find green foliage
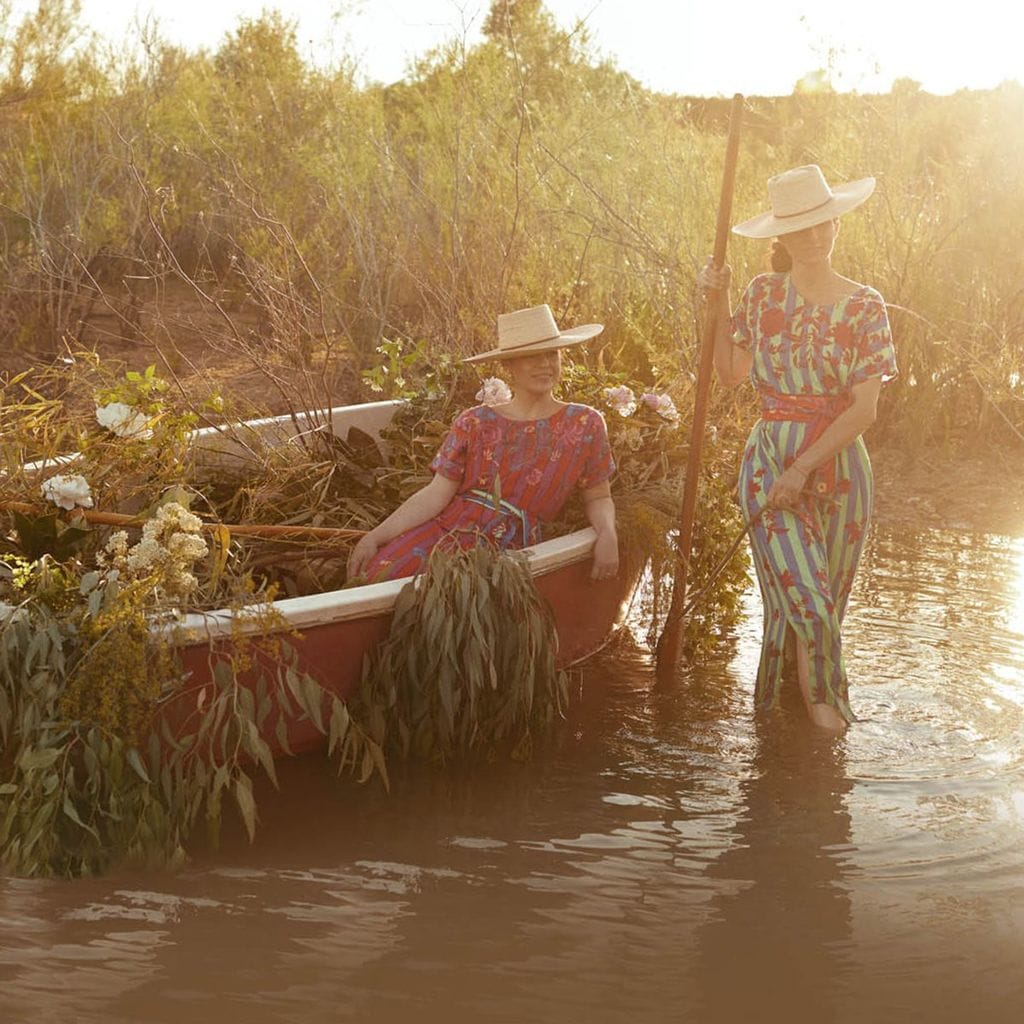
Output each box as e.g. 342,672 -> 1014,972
0,565 -> 381,877
95,363 -> 170,410
9,510 -> 91,562
351,544 -> 567,764
0,360 -> 390,876
678,464 -> 751,656
361,337 -> 457,404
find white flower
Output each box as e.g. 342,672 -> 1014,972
475,377 -> 512,407
177,571 -> 199,595
620,426 -> 643,452
708,425 -> 719,444
642,392 -> 680,425
166,531 -> 209,561
152,501 -> 204,535
602,385 -> 637,417
40,473 -> 94,511
105,530 -> 130,558
126,537 -> 163,573
96,402 -> 152,439
107,501 -> 208,604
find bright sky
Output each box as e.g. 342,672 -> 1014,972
9,0 -> 1022,96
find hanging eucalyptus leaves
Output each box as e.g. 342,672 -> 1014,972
0,569 -> 380,878
351,543 -> 568,764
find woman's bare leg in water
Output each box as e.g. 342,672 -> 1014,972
795,637 -> 848,734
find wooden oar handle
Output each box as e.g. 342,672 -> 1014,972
655,92 -> 745,678
0,501 -> 366,541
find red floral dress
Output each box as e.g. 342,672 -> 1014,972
732,272 -> 897,720
364,403 -> 615,581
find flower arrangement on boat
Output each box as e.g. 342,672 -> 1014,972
0,349 -> 748,877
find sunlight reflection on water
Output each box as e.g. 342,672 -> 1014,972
1008,537 -> 1024,637
2,525 -> 1024,1023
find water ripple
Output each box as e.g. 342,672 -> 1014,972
3,525 -> 1024,1022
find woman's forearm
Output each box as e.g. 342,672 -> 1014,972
697,262 -> 750,388
368,475 -> 458,544
791,380 -> 882,476
583,494 -> 617,537
710,297 -> 753,388
709,292 -> 738,383
583,493 -> 619,579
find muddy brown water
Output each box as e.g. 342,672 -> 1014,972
2,525 -> 1024,1024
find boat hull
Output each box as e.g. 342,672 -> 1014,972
171,552 -> 638,757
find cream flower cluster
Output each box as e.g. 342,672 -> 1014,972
96,402 -> 152,439
40,473 -> 94,510
102,501 -> 208,601
602,385 -> 637,417
617,425 -> 643,451
475,377 -> 513,407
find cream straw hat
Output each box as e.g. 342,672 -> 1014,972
462,304 -> 603,364
732,164 -> 876,239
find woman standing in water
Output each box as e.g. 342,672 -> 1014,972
700,164 -> 897,732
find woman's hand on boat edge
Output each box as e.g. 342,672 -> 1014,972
590,530 -> 620,582
582,482 -> 619,582
347,531 -> 383,578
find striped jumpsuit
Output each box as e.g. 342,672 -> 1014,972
732,273 -> 897,720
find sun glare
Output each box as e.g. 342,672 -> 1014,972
1009,540 -> 1024,639
7,0 -> 1022,97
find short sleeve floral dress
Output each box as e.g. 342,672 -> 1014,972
364,403 -> 615,581
732,272 -> 897,721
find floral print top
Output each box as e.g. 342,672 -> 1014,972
430,403 -> 615,526
363,402 -> 615,580
733,272 -> 897,400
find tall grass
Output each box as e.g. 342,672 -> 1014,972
1,1 -> 1022,449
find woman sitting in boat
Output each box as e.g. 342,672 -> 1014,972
346,304 -> 619,583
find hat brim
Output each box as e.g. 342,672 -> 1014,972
462,323 -> 604,364
732,176 -> 876,239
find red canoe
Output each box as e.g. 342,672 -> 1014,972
166,401 -> 641,756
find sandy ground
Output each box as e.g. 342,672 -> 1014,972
872,444 -> 1024,538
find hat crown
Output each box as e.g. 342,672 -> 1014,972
767,164 -> 834,219
496,304 -> 562,352
462,304 -> 603,363
731,165 -> 875,239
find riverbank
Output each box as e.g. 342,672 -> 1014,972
873,444 -> 1024,538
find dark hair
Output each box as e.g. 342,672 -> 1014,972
770,240 -> 792,272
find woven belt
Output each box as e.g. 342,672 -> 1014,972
758,391 -> 851,495
463,488 -> 541,546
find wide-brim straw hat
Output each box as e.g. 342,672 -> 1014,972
462,304 -> 604,364
732,164 -> 876,239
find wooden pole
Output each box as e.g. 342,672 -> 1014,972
655,93 -> 744,680
0,501 -> 366,542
